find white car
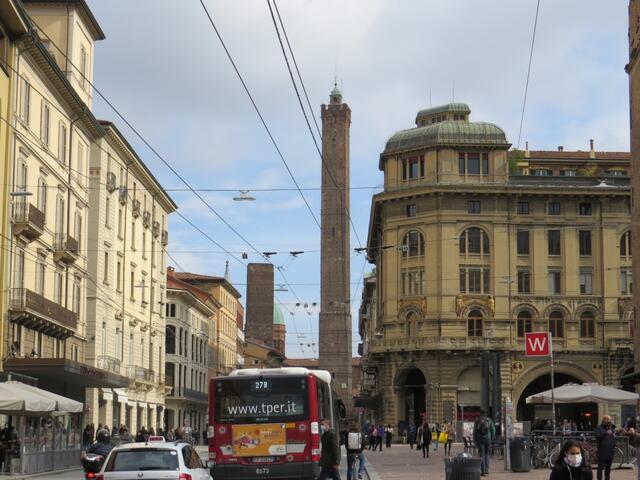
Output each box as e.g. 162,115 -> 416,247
96,440 -> 212,480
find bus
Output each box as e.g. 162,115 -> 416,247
208,367 -> 344,479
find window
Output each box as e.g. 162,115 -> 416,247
401,269 -> 425,296
166,303 -> 177,318
101,321 -> 107,355
14,248 -> 25,289
19,78 -> 30,123
103,252 -> 109,284
517,270 -> 531,294
54,270 -> 63,303
406,204 -> 417,217
620,231 -> 632,258
73,279 -> 81,315
459,267 -> 491,294
128,334 -> 133,365
517,230 -> 530,255
578,203 -> 592,216
561,170 -> 576,177
76,141 -> 85,185
467,309 -> 483,337
116,328 -> 122,358
548,230 -> 561,255
17,161 -> 27,191
37,178 -> 47,215
75,211 -> 83,250
459,228 -> 490,255
467,201 -> 481,214
547,202 -> 561,215
549,311 -> 564,338
105,195 -> 111,227
580,311 -> 595,338
458,152 -> 489,175
517,311 -> 532,337
621,269 -> 633,295
579,270 -> 593,295
40,101 -> 50,145
402,230 -> 424,257
58,122 -> 67,163
116,261 -> 122,292
532,169 -> 551,176
579,230 -> 592,256
548,269 -> 562,294
131,221 -> 136,250
402,157 -> 424,180
517,201 -> 530,215
130,270 -> 135,299
80,46 -> 87,87
118,208 -> 123,237
142,231 -> 147,259
609,169 -> 628,176
35,260 -> 45,295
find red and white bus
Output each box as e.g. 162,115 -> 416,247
208,367 -> 342,479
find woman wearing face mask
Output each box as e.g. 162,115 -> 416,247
550,439 -> 592,480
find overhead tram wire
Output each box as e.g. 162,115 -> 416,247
196,0 -> 320,229
516,0 -> 542,149
265,0 -> 364,249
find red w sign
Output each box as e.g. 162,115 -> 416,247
525,332 -> 551,357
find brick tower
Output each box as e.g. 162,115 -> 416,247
319,83 -> 352,413
246,263 -> 275,347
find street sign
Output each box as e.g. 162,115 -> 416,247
525,332 -> 551,357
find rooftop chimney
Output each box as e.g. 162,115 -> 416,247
589,139 -> 595,159
524,141 -> 530,158
558,146 -> 564,152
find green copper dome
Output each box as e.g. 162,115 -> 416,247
273,304 -> 285,325
383,121 -> 509,154
416,102 -> 471,119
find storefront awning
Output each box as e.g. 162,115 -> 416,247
4,358 -> 130,388
0,381 -> 83,414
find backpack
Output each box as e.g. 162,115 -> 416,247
477,417 -> 490,436
347,431 -> 362,450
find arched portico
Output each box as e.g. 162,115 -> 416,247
394,366 -> 427,429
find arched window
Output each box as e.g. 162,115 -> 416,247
549,311 -> 564,338
579,311 -> 595,338
405,312 -> 417,338
467,309 -> 483,337
402,230 -> 425,257
621,231 -> 632,258
459,227 -> 490,255
517,311 -> 532,338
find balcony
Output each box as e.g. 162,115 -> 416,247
132,199 -> 141,218
12,202 -> 45,241
142,211 -> 151,229
53,233 -> 79,265
152,221 -> 160,238
118,186 -> 128,205
97,355 -> 121,374
368,335 -> 508,353
106,172 -> 117,193
126,365 -> 155,385
9,288 -> 77,339
183,388 -> 208,403
161,230 -> 168,246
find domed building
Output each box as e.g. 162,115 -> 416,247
273,304 -> 286,355
359,103 -> 633,430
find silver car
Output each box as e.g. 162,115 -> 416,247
97,441 -> 212,480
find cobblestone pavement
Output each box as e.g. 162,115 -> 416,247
364,443 -> 639,480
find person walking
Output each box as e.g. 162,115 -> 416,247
319,418 -> 341,480
443,422 -> 454,456
417,422 -> 431,458
368,426 -> 376,450
346,423 -> 365,480
594,415 -> 616,480
376,424 -> 384,451
385,424 -> 393,448
408,423 -> 417,450
549,439 -> 593,480
434,423 -> 441,452
473,410 -> 496,476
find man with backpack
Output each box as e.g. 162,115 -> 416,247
346,424 -> 365,480
473,410 -> 496,476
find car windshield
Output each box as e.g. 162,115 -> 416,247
106,448 -> 179,471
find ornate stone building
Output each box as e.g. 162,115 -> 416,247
360,102 -> 633,429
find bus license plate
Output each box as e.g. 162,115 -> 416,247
256,467 -> 270,475
252,456 -> 275,463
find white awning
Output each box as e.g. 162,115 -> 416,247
113,388 -> 128,404
100,388 -> 113,401
526,383 -> 640,406
0,381 -> 83,413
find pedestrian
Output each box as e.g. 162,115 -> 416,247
385,424 -> 393,448
202,428 -> 208,446
417,422 -> 431,458
443,422 -> 453,456
549,439 -> 592,480
473,410 -> 496,476
368,426 -> 376,450
120,427 -> 133,444
346,423 -> 365,480
166,429 -> 175,441
318,418 -> 341,480
82,424 -> 93,449
594,415 -> 616,480
408,423 -> 417,450
434,423 -> 440,451
376,424 -> 384,451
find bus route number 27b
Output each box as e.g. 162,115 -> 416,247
252,379 -> 271,392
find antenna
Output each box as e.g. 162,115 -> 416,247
429,88 -> 432,107
452,81 -> 455,102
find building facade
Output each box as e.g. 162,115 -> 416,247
360,102 -> 634,429
319,85 -> 353,413
175,270 -> 240,376
164,270 -> 211,434
84,120 -> 176,431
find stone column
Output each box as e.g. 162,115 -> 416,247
150,405 -> 158,431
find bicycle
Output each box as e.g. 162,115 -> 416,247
531,435 -> 556,469
547,436 -> 624,470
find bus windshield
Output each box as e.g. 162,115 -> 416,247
215,376 -> 309,424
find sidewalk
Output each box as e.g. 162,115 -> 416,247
363,443 -> 638,480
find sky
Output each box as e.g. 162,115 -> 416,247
86,0 -> 630,359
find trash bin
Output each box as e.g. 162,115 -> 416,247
444,454 -> 482,480
510,436 -> 532,472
